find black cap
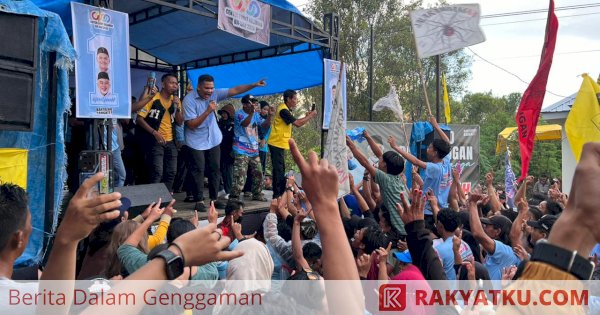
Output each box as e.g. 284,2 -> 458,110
527,214 -> 557,233
480,215 -> 512,235
241,94 -> 258,104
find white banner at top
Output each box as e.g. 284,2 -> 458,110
410,4 -> 486,58
218,0 -> 271,46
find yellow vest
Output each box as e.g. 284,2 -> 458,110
268,103 -> 293,149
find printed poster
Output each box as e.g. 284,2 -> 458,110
218,0 -> 271,46
323,59 -> 347,130
72,2 -> 131,118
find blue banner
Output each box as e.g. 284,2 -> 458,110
505,149 -> 517,208
323,59 -> 347,130
72,2 -> 131,118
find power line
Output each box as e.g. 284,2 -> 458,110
481,2 -> 600,19
481,11 -> 600,26
467,47 -> 567,98
474,49 -> 600,61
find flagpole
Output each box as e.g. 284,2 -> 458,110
416,58 -> 433,117
436,54 -> 441,121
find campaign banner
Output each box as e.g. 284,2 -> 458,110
72,2 -> 131,118
323,59 -> 347,130
218,0 -> 271,46
347,122 -> 480,190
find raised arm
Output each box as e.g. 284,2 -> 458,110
131,85 -> 157,113
227,79 -> 266,97
429,116 -> 450,144
361,171 -> 377,210
509,198 -> 529,249
363,130 -> 382,159
347,136 -> 377,177
388,136 -> 427,169
467,193 -> 496,254
292,212 -> 311,270
485,173 -> 503,214
349,173 -> 370,213
412,166 -> 424,188
292,110 -> 317,128
124,200 -> 165,247
290,137 -> 363,296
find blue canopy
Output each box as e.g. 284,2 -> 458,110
32,0 -> 322,65
187,45 -> 324,96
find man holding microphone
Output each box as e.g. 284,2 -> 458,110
183,75 -> 266,211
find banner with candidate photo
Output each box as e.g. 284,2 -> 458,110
72,2 -> 131,118
218,0 -> 271,46
323,59 -> 347,130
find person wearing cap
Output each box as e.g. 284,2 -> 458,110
217,103 -> 236,199
468,193 -> 520,280
229,95 -> 272,201
183,74 -> 266,211
96,71 -> 111,97
527,214 -> 557,245
268,89 -> 318,199
96,47 -> 110,73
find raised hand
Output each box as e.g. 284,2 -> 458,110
513,244 -> 529,261
171,223 -> 243,266
502,265 -> 518,281
254,78 -> 267,87
485,172 -> 494,186
356,254 -> 372,278
232,222 -> 243,241
289,138 -> 339,213
163,199 -> 177,217
55,172 -> 122,244
208,200 -> 218,224
387,135 -> 397,148
468,193 -> 483,205
191,210 -> 199,227
375,242 -> 392,262
147,198 -> 165,222
426,188 -> 438,209
396,189 -> 424,225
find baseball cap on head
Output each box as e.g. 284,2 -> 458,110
241,94 -> 258,104
527,214 -> 557,233
480,215 -> 512,235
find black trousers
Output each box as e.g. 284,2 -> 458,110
269,145 -> 286,198
189,145 -> 221,201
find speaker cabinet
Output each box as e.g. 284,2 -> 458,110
0,11 -> 38,131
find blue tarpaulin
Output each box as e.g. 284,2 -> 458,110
0,0 -> 76,266
187,47 -> 323,96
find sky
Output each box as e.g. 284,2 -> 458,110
288,0 -> 600,108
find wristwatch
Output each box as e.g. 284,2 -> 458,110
530,240 -> 594,280
155,249 -> 184,280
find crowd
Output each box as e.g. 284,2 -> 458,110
66,74 -> 317,212
2,74 -> 600,314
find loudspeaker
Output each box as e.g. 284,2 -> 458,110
0,11 -> 38,131
416,128 -> 452,163
114,184 -> 174,217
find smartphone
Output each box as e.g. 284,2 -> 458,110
78,150 -> 114,194
311,103 -> 316,111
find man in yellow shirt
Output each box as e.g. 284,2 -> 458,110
136,74 -> 184,192
267,90 -> 317,198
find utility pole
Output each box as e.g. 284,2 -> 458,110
368,24 -> 374,121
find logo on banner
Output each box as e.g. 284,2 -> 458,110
379,284 -> 406,311
225,0 -> 264,33
89,10 -> 114,30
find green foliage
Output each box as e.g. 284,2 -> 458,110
454,91 -> 562,184
306,0 -> 472,123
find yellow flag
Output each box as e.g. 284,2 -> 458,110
0,148 -> 28,188
442,73 -> 451,123
565,73 -> 600,161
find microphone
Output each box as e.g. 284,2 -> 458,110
147,72 -> 156,89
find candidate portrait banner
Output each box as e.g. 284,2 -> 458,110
218,0 -> 271,46
72,2 -> 131,118
323,59 -> 347,130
